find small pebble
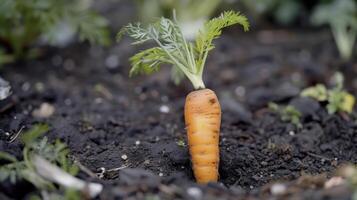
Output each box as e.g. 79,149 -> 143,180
161,96 -> 169,102
270,183 -> 287,195
0,77 -> 11,100
35,82 -> 45,92
187,187 -> 202,199
121,154 -> 128,160
22,82 -> 31,91
324,176 -> 344,188
95,98 -> 103,104
235,86 -> 246,97
289,131 -> 295,136
159,173 -> 163,177
261,161 -> 268,166
32,103 -> 55,118
105,54 -> 120,69
159,105 -> 170,113
64,98 -> 72,106
150,90 -> 159,98
135,140 -> 141,145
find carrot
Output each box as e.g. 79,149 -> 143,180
185,89 -> 221,183
118,11 -> 249,183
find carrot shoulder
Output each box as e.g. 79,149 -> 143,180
185,89 -> 221,183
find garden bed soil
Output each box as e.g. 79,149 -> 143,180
1,28 -> 357,199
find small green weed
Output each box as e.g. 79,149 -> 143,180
268,102 -> 302,128
301,72 -> 355,114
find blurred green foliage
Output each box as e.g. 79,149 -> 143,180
0,0 -> 110,62
134,0 -> 222,39
0,124 -> 80,198
301,72 -> 356,114
240,0 -> 302,25
240,0 -> 357,60
135,0 -> 221,22
268,102 -> 302,128
311,0 -> 357,61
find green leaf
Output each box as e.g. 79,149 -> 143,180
75,11 -> 111,46
129,47 -> 171,76
327,90 -> 355,114
311,0 -> 357,60
274,0 -> 301,25
0,0 -> 110,61
63,189 -> 82,200
301,72 -> 355,114
0,161 -> 26,183
119,11 -> 249,89
21,168 -> 55,190
195,11 -> 249,75
171,66 -> 185,85
0,151 -> 18,162
21,124 -> 49,146
269,102 -> 302,128
301,84 -> 328,101
196,11 -> 249,54
118,23 -> 159,44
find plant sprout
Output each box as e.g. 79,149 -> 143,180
301,72 -> 355,114
311,0 -> 357,61
118,11 -> 249,88
0,0 -> 110,60
269,102 -> 302,128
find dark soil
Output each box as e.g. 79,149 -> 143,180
1,2 -> 357,200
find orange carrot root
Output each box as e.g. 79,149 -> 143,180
184,88 -> 221,183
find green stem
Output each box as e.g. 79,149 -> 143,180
154,37 -> 205,89
331,24 -> 356,61
23,147 -> 34,171
171,19 -> 196,73
199,50 -> 209,76
188,74 -> 205,89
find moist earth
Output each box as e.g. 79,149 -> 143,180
0,3 -> 357,199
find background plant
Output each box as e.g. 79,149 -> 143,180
0,0 -> 110,62
134,0 -> 222,39
240,0 -> 302,25
311,0 -> 357,61
301,72 -> 355,114
268,102 -> 302,128
0,124 -> 81,199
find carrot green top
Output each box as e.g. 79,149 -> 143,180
118,11 -> 249,90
